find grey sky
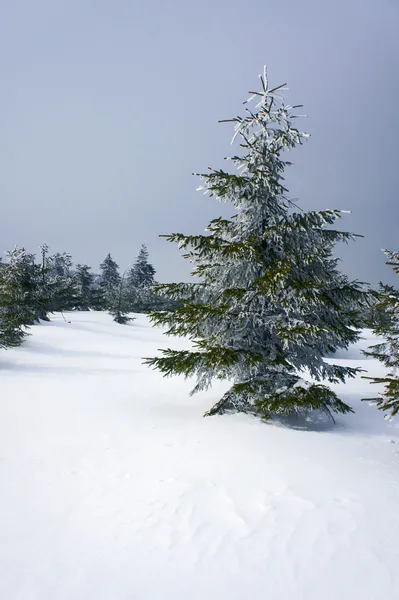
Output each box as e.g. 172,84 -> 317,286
1,0 -> 398,285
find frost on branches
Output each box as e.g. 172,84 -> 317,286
362,250 -> 399,418
145,68 -> 367,421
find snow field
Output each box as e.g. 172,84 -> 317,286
0,312 -> 398,600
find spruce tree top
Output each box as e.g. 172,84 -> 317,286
99,254 -> 121,287
145,68 -> 368,420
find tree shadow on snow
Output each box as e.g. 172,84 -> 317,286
269,395 -> 398,438
271,412 -> 338,432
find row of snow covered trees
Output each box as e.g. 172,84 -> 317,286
144,68 -> 399,422
0,243 -> 168,348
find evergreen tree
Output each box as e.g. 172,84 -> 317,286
0,254 -> 27,349
126,244 -> 157,312
32,244 -> 77,320
99,253 -> 121,309
145,68 -> 367,421
74,264 -> 95,310
35,243 -> 54,321
108,273 -> 133,324
48,251 -> 78,312
0,248 -> 41,326
362,250 -> 399,418
127,244 -> 156,287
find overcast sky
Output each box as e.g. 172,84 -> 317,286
1,0 -> 398,285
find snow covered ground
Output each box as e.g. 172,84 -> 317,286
0,312 -> 398,600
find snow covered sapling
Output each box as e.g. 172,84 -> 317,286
108,272 -> 134,324
362,250 -> 399,418
145,68 -> 367,421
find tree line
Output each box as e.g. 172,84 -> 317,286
0,242 -> 172,348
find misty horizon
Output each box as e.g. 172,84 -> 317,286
2,0 -> 398,287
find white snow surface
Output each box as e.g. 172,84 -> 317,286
1,312 -> 399,600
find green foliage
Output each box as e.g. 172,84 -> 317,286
0,318 -> 27,349
0,245 -> 80,348
204,382 -> 353,421
362,376 -> 399,418
362,250 -> 399,418
0,248 -> 42,326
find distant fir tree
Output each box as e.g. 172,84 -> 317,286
127,244 -> 156,287
362,250 -> 399,418
35,243 -> 55,321
362,286 -> 394,329
108,272 -> 134,324
73,264 -> 96,310
32,244 -> 77,319
126,244 -> 157,312
99,253 -> 121,309
145,68 -> 367,421
48,251 -> 78,312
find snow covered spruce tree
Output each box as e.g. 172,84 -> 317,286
35,243 -> 56,321
0,248 -> 42,326
99,253 -> 121,309
73,264 -> 96,310
48,252 -> 78,312
32,244 -> 76,320
145,68 -> 367,420
362,250 -> 399,418
0,256 -> 27,349
126,244 -> 157,312
108,272 -> 134,325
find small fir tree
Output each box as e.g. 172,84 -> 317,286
145,68 -> 367,421
362,250 -> 399,418
108,273 -> 134,324
99,253 -> 121,309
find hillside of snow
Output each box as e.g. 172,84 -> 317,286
1,312 -> 398,600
